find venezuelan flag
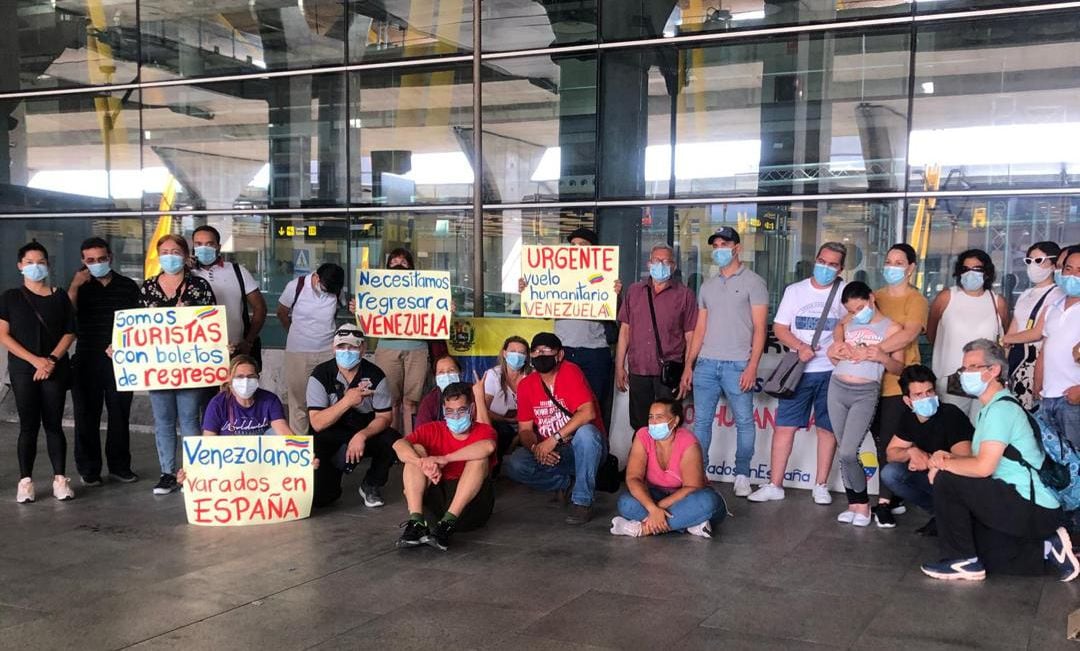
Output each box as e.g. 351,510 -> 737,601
284,436 -> 310,449
588,273 -> 604,284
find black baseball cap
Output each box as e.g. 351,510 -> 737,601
530,332 -> 563,351
708,226 -> 741,245
566,227 -> 599,246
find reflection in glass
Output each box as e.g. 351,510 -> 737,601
140,76 -> 347,210
347,0 -> 472,62
482,0 -> 597,52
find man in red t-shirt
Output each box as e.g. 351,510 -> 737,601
506,332 -> 607,525
393,382 -> 497,551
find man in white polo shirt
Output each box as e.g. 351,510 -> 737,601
277,263 -> 347,434
1037,245 -> 1080,448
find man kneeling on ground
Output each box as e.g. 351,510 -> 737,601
394,382 -> 497,551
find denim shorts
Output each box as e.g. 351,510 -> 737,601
775,370 -> 834,432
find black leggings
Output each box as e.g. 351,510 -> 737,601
11,370 -> 69,478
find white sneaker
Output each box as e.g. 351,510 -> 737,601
16,478 -> 34,504
609,516 -> 643,537
837,510 -> 855,524
747,484 -> 785,502
52,476 -> 74,501
852,512 -> 872,527
733,475 -> 752,498
812,484 -> 833,505
686,521 -> 712,539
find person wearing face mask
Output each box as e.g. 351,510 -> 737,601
927,249 -> 1009,422
506,332 -> 607,524
307,324 -> 400,508
881,365 -> 973,537
0,242 -> 77,503
415,355 -> 463,428
277,263 -> 347,435
138,234 -> 217,496
610,399 -> 725,538
921,339 -> 1078,582
190,225 -> 267,368
681,227 -> 768,497
1034,246 -> 1080,450
1002,242 -> 1062,412
393,383 -> 498,551
750,242 -> 848,505
825,282 -> 905,527
480,336 -> 532,460
615,244 -> 698,432
67,237 -> 141,488
200,356 -> 291,437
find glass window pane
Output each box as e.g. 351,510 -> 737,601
0,90 -> 142,214
601,0 -> 911,41
915,0 -> 1057,14
0,216 -> 146,289
482,54 -> 597,204
597,30 -> 911,201
350,64 -> 474,206
910,10 -> 1080,192
482,1 -> 597,52
139,1 -> 345,81
2,1 -> 139,93
140,75 -> 347,211
348,0 -> 472,62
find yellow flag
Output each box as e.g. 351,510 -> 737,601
144,177 -> 176,278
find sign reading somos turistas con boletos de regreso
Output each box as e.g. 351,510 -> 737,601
110,306 -> 230,391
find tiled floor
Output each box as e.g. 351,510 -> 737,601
1,425 -> 1076,650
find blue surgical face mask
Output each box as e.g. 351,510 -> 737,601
960,370 -> 989,397
911,395 -> 939,419
647,420 -> 674,441
335,349 -> 361,370
446,414 -> 472,435
1055,269 -> 1063,286
851,305 -> 874,325
813,263 -> 838,286
87,261 -> 111,278
960,270 -> 984,292
436,372 -> 460,391
159,254 -> 185,275
649,262 -> 673,282
194,245 -> 218,266
20,263 -> 48,282
1057,272 -> 1080,298
882,266 -> 906,286
505,351 -> 527,371
712,248 -> 733,268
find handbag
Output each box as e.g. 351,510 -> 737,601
763,279 -> 842,399
1009,287 -> 1056,411
947,290 -> 1004,397
645,286 -> 684,390
540,378 -> 622,493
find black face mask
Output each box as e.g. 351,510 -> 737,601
531,354 -> 557,374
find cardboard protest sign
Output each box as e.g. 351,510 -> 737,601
354,269 -> 452,339
111,306 -> 230,391
520,245 -> 619,320
181,435 -> 314,526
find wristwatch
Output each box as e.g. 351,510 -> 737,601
553,432 -> 564,444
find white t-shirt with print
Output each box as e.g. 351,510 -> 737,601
773,278 -> 847,373
192,262 -> 259,345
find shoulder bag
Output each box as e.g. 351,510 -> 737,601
763,279 -> 842,399
1008,287 -> 1056,410
539,377 -> 622,493
645,286 -> 684,389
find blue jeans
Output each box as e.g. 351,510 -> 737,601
880,462 -> 934,513
617,486 -> 726,531
564,346 -> 612,407
149,388 -> 204,475
692,358 -> 756,474
1042,396 -> 1080,450
504,424 -> 606,506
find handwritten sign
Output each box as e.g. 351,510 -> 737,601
111,306 -> 230,391
354,269 -> 451,339
181,435 -> 314,526
520,245 -> 619,320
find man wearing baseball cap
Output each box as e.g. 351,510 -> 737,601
505,332 -> 607,524
306,324 -> 401,508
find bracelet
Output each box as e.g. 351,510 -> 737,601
46,354 -> 58,363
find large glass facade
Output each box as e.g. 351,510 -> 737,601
4,1 -> 1080,345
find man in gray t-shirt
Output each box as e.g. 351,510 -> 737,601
681,227 -> 768,497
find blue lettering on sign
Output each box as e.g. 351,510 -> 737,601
706,462 -> 811,485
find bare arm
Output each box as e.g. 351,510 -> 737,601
432,439 -> 496,465
926,290 -> 948,345
518,420 -> 539,449
614,323 -> 630,392
269,418 -> 294,436
1004,311 -> 1047,346
245,290 -> 268,342
394,439 -> 426,466
878,318 -> 923,355
624,437 -> 658,511
559,401 -> 597,441
683,310 -> 707,370
748,304 -> 768,370
276,303 -> 292,332
885,435 -> 915,463
995,294 -> 1011,335
773,323 -> 805,352
935,440 -> 1005,479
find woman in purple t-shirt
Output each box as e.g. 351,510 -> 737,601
201,355 -> 291,437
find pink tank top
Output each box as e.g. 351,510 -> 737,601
638,427 -> 699,490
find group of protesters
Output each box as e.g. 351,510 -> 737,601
2,225 -> 1079,581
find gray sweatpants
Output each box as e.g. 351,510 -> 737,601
826,376 -> 882,504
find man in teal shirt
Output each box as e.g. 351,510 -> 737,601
921,338 -> 1078,582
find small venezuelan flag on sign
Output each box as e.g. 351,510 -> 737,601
284,436 -> 309,449
587,273 -> 604,284
195,307 -> 219,320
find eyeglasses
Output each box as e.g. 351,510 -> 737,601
1024,256 -> 1057,266
958,364 -> 992,373
532,347 -> 556,356
335,328 -> 363,337
443,407 -> 470,418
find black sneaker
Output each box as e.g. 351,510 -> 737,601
80,475 -> 103,487
565,503 -> 592,525
889,498 -> 906,515
873,504 -> 897,528
109,470 -> 139,483
427,519 -> 457,551
396,520 -> 430,548
358,483 -> 385,508
152,474 -> 179,495
916,517 -> 938,537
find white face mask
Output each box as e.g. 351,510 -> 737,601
231,377 -> 259,399
1026,263 -> 1053,284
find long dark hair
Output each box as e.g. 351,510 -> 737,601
953,248 -> 995,290
497,335 -> 531,398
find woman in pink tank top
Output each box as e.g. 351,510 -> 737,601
610,399 -> 726,538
